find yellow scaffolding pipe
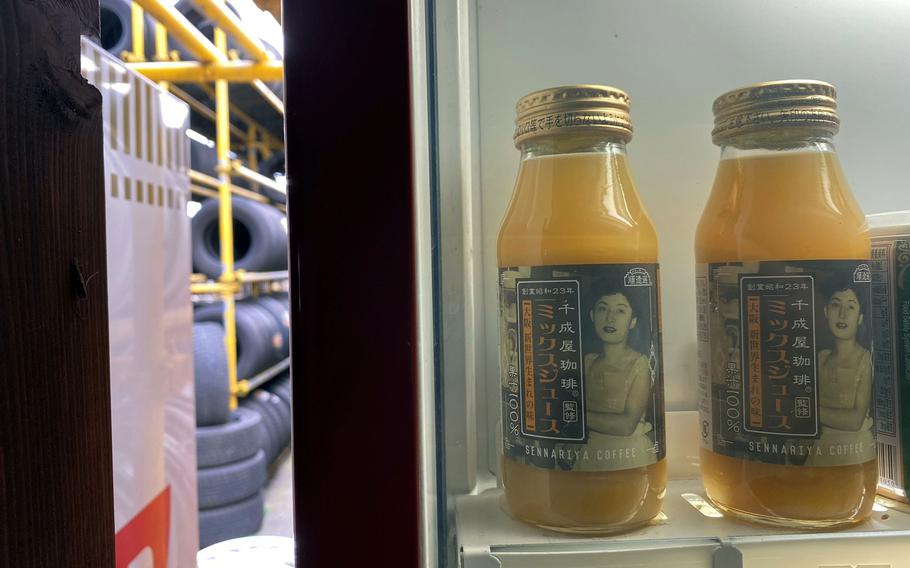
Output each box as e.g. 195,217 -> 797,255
190,182 -> 286,214
235,270 -> 289,283
190,170 -> 270,203
127,59 -> 284,83
252,79 -> 285,115
191,0 -> 271,61
168,85 -> 282,155
190,281 -> 240,295
131,0 -> 223,62
131,3 -> 146,60
154,22 -> 168,60
130,0 -> 285,410
224,49 -> 284,119
169,85 -> 248,142
200,84 -> 283,152
191,184 -> 219,199
128,0 -> 283,147
231,160 -> 283,195
154,22 -> 170,91
214,22 -> 240,410
247,126 -> 259,193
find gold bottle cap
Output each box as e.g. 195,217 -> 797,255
514,84 -> 632,147
712,80 -> 839,145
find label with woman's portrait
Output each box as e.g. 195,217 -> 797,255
696,260 -> 876,467
498,263 -> 666,472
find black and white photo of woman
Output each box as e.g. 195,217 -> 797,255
570,279 -> 656,470
805,276 -> 874,465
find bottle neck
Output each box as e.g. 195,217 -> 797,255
719,132 -> 836,160
519,135 -> 628,160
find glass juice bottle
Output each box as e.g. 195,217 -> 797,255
696,80 -> 877,528
497,85 -> 667,533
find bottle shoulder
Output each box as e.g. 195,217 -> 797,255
498,189 -> 659,266
695,153 -> 869,262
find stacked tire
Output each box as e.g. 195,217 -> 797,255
100,0 -> 155,57
194,299 -> 288,380
197,409 -> 267,548
192,197 -> 288,279
241,373 -> 292,465
192,295 -> 292,548
193,325 -> 268,548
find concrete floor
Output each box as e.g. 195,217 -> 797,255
258,452 -> 294,537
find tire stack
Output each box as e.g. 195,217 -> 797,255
196,407 -> 267,549
191,193 -> 291,548
192,295 -> 292,549
194,324 -> 268,548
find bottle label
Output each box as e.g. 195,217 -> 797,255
499,263 -> 665,472
697,260 -> 875,467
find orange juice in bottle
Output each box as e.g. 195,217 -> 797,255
498,85 -> 667,534
696,80 -> 877,528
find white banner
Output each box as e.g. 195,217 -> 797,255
82,38 -> 198,568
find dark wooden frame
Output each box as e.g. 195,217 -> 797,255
2,0 -> 424,564
0,0 -> 116,566
284,1 -> 422,566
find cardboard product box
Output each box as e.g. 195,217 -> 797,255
870,211 -> 910,503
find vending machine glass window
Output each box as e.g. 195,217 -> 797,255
409,1 -> 910,567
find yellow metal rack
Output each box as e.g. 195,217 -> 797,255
126,0 -> 286,410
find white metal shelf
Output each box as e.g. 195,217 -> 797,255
456,479 -> 910,568
456,411 -> 910,568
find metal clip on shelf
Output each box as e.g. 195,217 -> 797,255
190,272 -> 289,298
190,280 -> 241,296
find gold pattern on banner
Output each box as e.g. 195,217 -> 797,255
137,75 -> 144,160
113,178 -> 186,210
109,64 -> 118,152
81,41 -> 189,212
146,82 -> 153,164
123,71 -> 131,155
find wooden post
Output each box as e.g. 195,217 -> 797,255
283,1 -> 421,566
0,0 -> 115,566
